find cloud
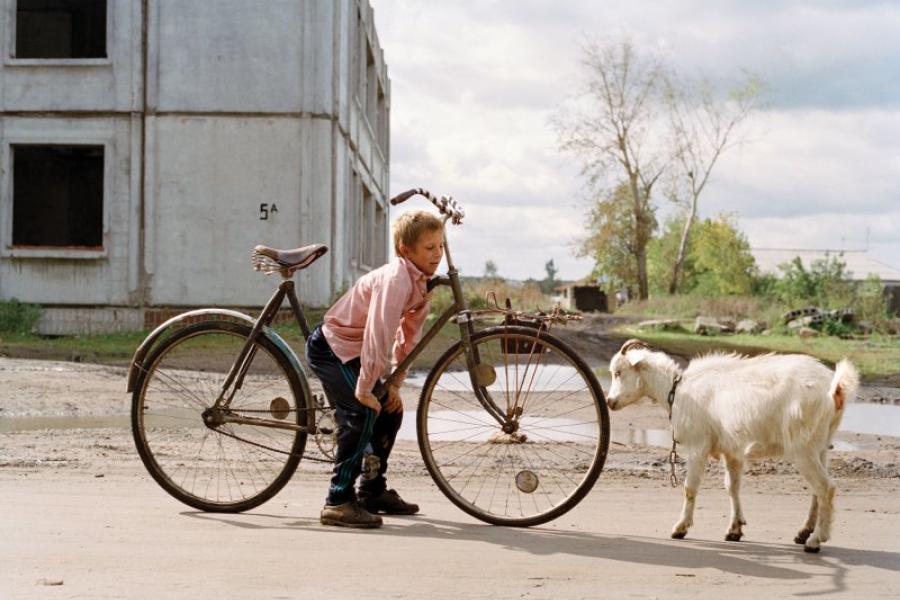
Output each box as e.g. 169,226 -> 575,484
707,109 -> 900,219
371,0 -> 900,279
391,201 -> 594,281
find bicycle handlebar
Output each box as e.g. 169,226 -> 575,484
389,188 -> 465,224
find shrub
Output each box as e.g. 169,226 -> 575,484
817,317 -> 854,338
428,278 -> 553,320
0,298 -> 41,334
763,256 -> 891,333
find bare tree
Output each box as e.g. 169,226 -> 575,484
553,39 -> 668,300
665,74 -> 763,294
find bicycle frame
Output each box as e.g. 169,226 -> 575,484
212,215 -> 510,433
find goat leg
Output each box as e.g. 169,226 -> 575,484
794,495 -> 818,544
724,455 -> 746,541
672,452 -> 707,539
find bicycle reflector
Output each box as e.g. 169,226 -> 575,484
270,397 -> 291,420
515,470 -> 539,494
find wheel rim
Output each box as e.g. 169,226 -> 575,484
135,327 -> 303,509
419,329 -> 607,525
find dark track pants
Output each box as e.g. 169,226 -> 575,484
305,324 -> 402,506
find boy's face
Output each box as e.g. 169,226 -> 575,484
400,228 -> 444,276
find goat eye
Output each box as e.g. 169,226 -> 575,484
613,371 -> 621,378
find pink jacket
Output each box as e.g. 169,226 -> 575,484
322,257 -> 430,397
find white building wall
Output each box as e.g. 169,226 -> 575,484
143,115 -> 337,307
0,0 -> 390,331
0,0 -> 141,112
150,0 -> 333,114
0,115 -> 136,304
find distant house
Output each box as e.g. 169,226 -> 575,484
752,249 -> 900,313
555,281 -> 608,313
0,0 -> 390,334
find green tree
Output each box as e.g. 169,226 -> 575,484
773,254 -> 853,307
648,217 -> 694,294
483,259 -> 499,280
542,259 -> 559,294
691,215 -> 757,295
553,39 -> 666,300
664,73 -> 763,294
648,214 -> 756,296
578,182 -> 657,297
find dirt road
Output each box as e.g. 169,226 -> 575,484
1,357 -> 899,599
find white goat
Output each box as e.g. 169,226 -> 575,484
606,339 -> 859,553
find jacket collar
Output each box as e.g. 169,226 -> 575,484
398,256 -> 429,284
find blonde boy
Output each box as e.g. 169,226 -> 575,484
305,210 -> 444,528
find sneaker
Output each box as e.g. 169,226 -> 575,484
320,500 -> 383,528
360,489 -> 420,515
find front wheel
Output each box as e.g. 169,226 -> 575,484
417,325 -> 609,526
131,320 -> 308,512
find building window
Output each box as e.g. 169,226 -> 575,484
347,171 -> 360,267
352,10 -> 363,104
376,84 -> 388,157
374,201 -> 386,265
12,145 -> 104,248
366,45 -> 377,131
15,0 -> 107,59
361,185 -> 375,268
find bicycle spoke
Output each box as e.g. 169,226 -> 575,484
419,327 -> 608,526
133,322 -> 306,512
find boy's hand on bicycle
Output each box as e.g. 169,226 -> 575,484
385,384 -> 403,414
356,390 -> 382,415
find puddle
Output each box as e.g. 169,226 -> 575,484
405,365 -> 608,392
603,403 -> 900,452
2,375 -> 899,450
0,414 -> 131,433
612,427 -> 858,452
835,403 -> 900,437
395,411 -> 598,442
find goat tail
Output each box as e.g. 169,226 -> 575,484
829,359 -> 859,412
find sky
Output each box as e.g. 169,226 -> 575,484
369,0 -> 900,282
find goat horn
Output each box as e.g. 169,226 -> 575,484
620,338 -> 651,354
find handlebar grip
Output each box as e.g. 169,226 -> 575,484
390,189 -> 420,205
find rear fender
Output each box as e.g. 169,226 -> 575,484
125,309 -> 255,393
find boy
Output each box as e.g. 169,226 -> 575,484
305,210 -> 444,528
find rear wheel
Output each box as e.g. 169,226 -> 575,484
131,320 -> 308,512
417,325 -> 609,526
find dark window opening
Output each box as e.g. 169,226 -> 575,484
12,145 -> 104,248
15,0 -> 107,59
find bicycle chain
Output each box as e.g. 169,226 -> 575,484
212,408 -> 335,464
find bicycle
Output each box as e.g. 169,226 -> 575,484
127,189 -> 610,526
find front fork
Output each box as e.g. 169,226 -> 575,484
456,310 -> 511,429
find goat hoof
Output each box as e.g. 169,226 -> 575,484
794,529 -> 813,544
725,532 -> 743,542
803,544 -> 821,554
671,531 -> 687,540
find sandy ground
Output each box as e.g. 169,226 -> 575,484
1,357 -> 900,599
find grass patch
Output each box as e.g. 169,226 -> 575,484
0,306 -> 464,374
617,325 -> 900,383
0,330 -> 150,365
616,294 -> 789,328
0,298 -> 41,334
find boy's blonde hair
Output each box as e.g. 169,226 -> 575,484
393,210 -> 444,255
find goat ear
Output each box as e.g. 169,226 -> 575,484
625,348 -> 649,367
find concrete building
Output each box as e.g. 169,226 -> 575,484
0,0 -> 390,334
554,281 -> 608,313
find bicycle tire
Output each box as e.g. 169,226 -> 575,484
417,325 -> 609,526
131,320 -> 308,512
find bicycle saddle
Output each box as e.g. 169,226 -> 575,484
252,244 -> 328,274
